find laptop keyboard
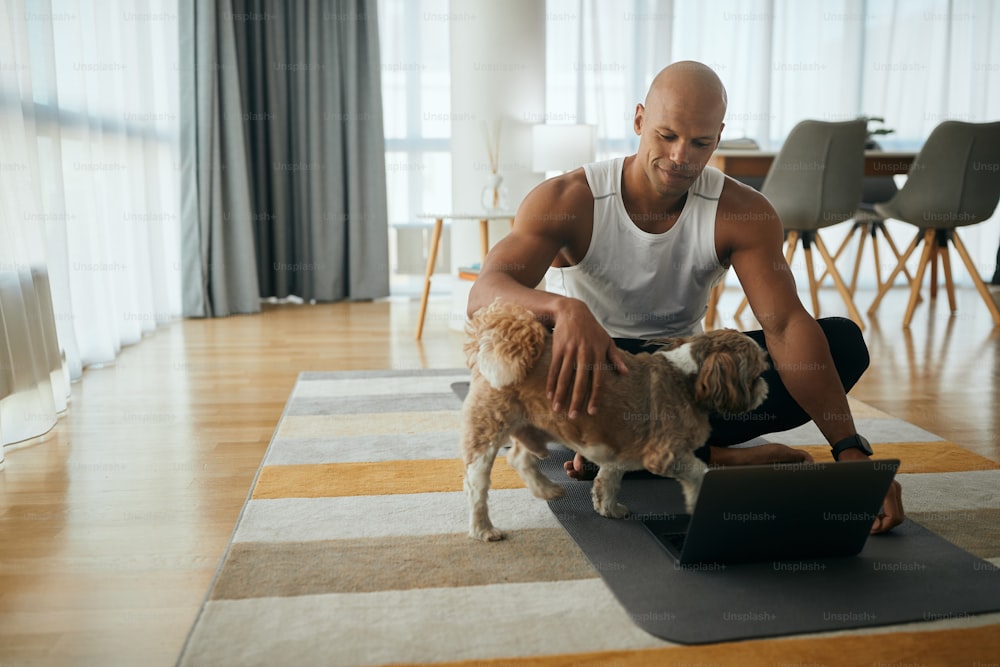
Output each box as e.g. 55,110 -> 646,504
659,531 -> 687,552
642,517 -> 691,557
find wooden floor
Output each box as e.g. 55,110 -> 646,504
1,286 -> 998,666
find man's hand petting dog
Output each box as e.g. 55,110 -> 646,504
546,299 -> 628,420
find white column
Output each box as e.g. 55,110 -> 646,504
447,0 -> 546,328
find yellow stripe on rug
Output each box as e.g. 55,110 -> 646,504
796,441 -> 1000,473
251,457 -> 526,499
417,623 -> 1000,667
252,441 -> 998,500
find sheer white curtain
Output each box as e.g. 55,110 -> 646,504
0,0 -> 180,456
545,0 -> 1000,288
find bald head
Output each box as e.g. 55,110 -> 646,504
631,61 -> 728,198
645,61 -> 728,121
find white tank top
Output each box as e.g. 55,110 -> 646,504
545,156 -> 727,338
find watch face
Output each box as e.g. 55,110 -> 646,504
834,435 -> 872,459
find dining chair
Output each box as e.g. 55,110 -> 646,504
734,119 -> 867,329
817,175 -> 918,296
867,121 -> 1000,327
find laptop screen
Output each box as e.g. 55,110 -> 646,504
644,459 -> 900,565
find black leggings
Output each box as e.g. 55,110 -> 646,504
613,317 -> 870,462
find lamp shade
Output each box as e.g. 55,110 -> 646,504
532,124 -> 597,173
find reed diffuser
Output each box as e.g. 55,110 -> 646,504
481,119 -> 508,212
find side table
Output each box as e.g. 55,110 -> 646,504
414,212 -> 515,340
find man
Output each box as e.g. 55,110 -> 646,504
467,60 -> 904,534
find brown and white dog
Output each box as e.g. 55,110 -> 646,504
460,299 -> 770,541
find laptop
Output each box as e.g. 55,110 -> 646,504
642,459 -> 900,565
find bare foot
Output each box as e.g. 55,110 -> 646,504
709,443 -> 813,466
564,453 -> 599,480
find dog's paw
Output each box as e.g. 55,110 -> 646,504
531,481 -> 565,501
470,526 -> 506,542
595,501 -> 629,519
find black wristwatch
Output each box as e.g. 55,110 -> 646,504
831,434 -> 873,460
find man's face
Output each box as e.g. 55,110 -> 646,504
634,97 -> 724,198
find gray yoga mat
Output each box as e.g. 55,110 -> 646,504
537,447 -> 1000,645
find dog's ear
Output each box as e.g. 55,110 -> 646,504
694,350 -> 753,414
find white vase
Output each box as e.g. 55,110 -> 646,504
481,172 -> 509,212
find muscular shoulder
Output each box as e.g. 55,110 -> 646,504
517,168 -> 593,233
515,168 -> 595,265
715,175 -> 783,260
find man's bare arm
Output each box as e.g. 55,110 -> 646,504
722,181 -> 903,533
468,174 -> 628,417
724,187 -> 858,445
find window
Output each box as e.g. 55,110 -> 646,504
378,0 -> 454,292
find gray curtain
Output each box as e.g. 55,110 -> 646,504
179,0 -> 261,317
232,0 -> 389,301
179,0 -> 389,315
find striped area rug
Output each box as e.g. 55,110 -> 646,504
178,369 -> 1000,666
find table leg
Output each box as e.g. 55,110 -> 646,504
415,218 -> 444,340
479,219 -> 489,264
705,283 -> 721,330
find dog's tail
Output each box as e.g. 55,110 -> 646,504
465,299 -> 547,389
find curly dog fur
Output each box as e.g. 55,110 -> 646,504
460,299 -> 770,541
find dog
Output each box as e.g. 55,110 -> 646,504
460,299 -> 770,542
